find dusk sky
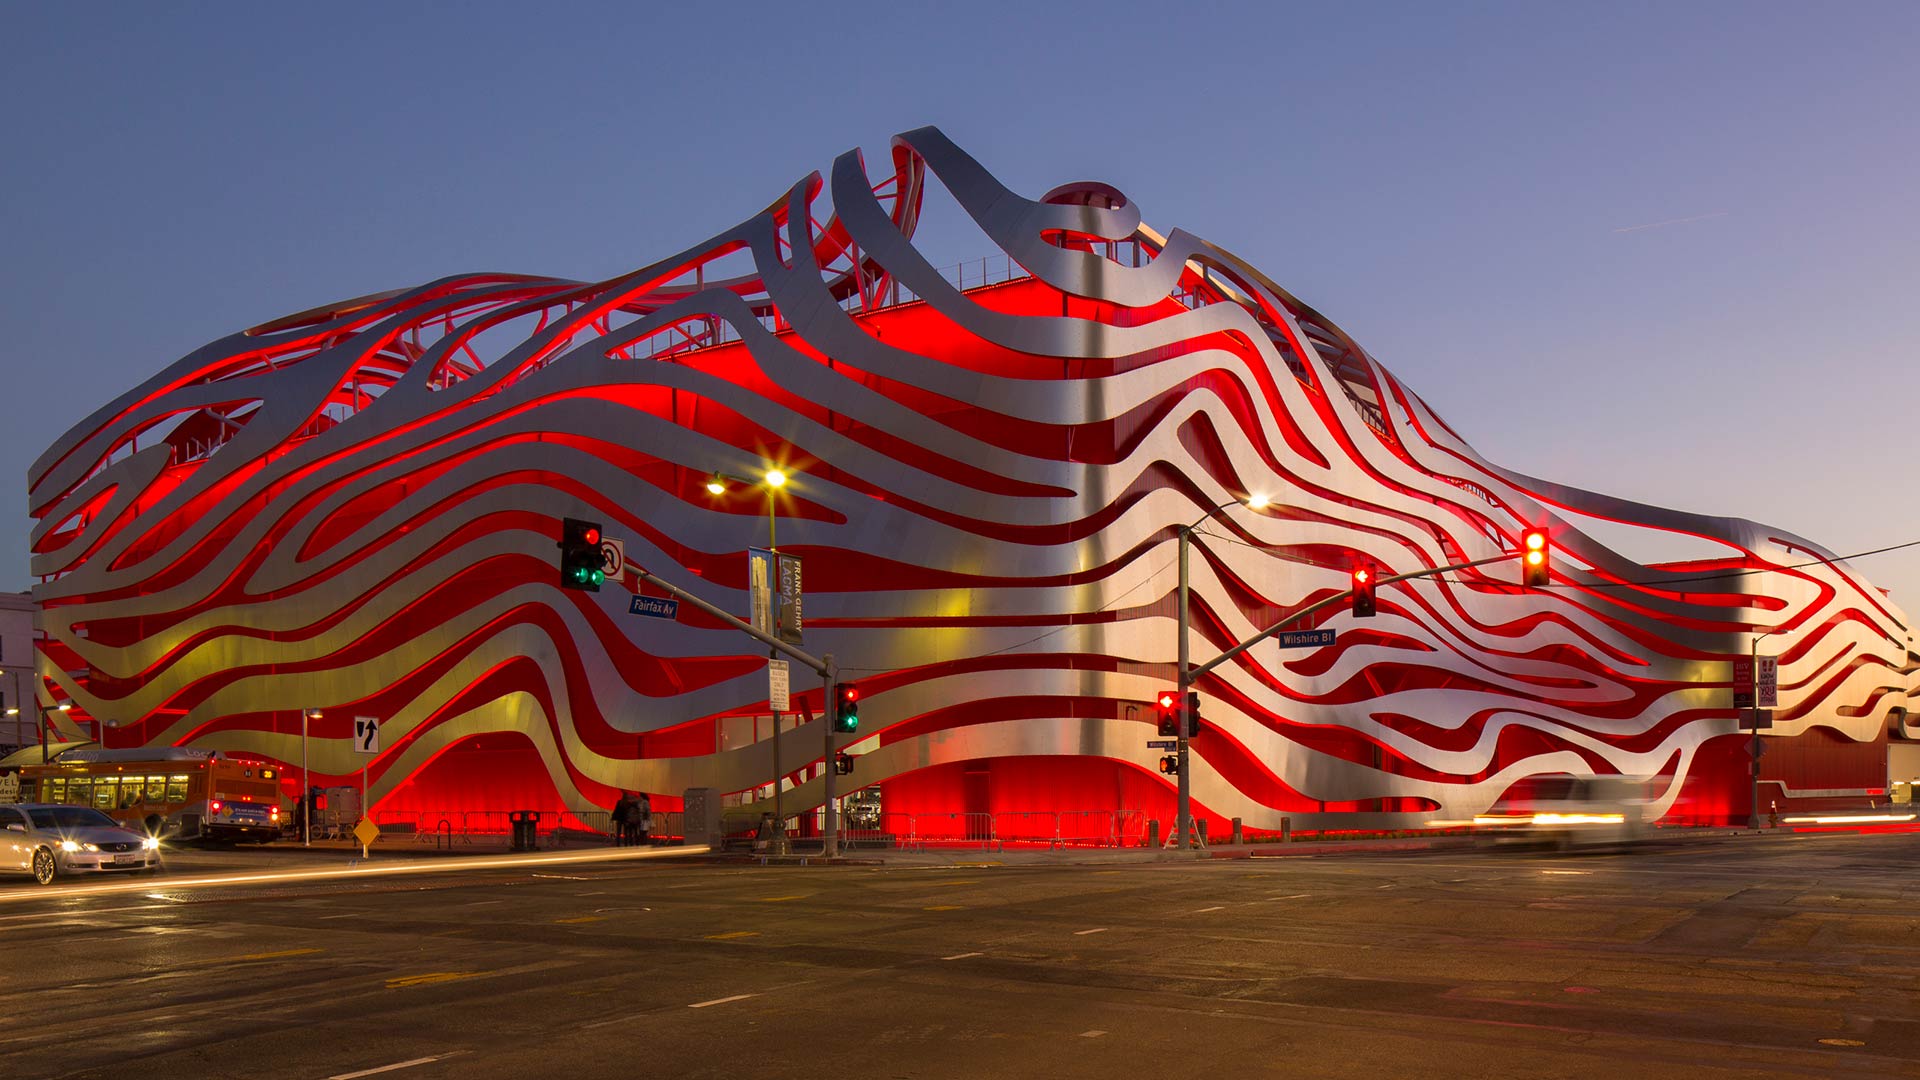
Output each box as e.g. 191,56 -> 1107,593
6,3 -> 1916,604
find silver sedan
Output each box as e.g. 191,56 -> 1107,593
1,803 -> 163,885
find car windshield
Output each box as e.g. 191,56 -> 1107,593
26,806 -> 120,830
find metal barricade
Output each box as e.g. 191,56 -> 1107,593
991,811 -> 1059,849
905,811 -> 997,850
839,810 -> 906,850
1056,809 -> 1145,848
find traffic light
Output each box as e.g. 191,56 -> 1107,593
1158,754 -> 1179,775
1521,528 -> 1550,588
834,751 -> 854,776
1185,691 -> 1201,738
1156,690 -> 1178,738
833,684 -> 860,734
558,517 -> 605,591
1352,564 -> 1376,617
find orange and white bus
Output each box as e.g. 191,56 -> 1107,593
18,747 -> 285,842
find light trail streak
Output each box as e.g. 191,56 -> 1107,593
0,844 -> 710,905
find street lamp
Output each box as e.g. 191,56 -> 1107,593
1175,493 -> 1272,850
707,468 -> 801,855
37,702 -> 73,764
303,708 -> 323,847
1749,628 -> 1791,829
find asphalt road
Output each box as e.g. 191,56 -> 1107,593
4,832 -> 1918,1079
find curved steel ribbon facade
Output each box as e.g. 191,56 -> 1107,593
28,127 -> 1917,830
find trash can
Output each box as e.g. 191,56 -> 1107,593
510,810 -> 540,852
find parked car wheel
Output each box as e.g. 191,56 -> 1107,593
31,847 -> 58,886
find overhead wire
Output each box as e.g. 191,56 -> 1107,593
1191,527 -> 1920,590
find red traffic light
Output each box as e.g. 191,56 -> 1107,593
1352,562 -> 1377,618
1158,691 -> 1176,711
1520,529 -> 1550,587
843,686 -> 859,704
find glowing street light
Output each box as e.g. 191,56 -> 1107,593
707,466 -> 800,854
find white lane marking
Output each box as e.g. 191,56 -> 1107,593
943,952 -> 983,960
317,913 -> 358,920
689,993 -> 758,1009
1074,928 -> 1108,936
462,900 -> 505,907
1266,893 -> 1312,901
1195,905 -> 1226,913
1080,1030 -> 1107,1038
328,1053 -> 463,1079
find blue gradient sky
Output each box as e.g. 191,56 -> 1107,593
5,3 -> 1916,603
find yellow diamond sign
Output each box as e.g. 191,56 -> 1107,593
352,818 -> 380,848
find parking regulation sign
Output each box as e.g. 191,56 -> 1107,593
768,659 -> 790,712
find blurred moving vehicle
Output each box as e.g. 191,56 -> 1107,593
1,803 -> 162,885
1474,775 -> 1652,849
17,747 -> 283,842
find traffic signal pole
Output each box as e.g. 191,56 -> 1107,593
1174,548 -> 1525,848
629,566 -> 844,856
822,659 -> 839,858
1176,526 -> 1194,850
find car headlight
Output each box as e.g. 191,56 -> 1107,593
60,840 -> 80,853
142,837 -> 161,850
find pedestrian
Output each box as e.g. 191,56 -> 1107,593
635,791 -> 653,846
611,792 -> 633,847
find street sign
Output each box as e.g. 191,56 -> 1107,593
628,595 -> 680,620
1747,710 -> 1774,731
352,818 -> 380,848
1275,628 -> 1336,649
768,659 -> 790,712
353,716 -> 380,754
1756,656 -> 1778,709
1147,739 -> 1177,750
599,536 -> 625,580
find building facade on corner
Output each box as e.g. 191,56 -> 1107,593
26,127 -> 1919,834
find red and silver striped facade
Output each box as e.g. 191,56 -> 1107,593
28,127 -> 1917,831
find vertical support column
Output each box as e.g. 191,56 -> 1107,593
1176,528 -> 1192,850
1749,636 -> 1761,830
822,656 -> 838,858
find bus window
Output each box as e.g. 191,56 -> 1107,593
93,779 -> 117,811
43,778 -> 65,803
119,782 -> 140,809
166,775 -> 188,802
67,779 -> 91,807
146,775 -> 166,803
